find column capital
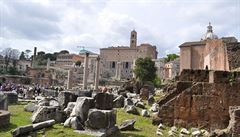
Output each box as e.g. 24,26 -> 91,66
86,52 -> 89,57
96,56 -> 100,61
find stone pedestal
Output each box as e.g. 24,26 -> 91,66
0,93 -> 8,110
0,110 -> 10,128
85,109 -> 116,129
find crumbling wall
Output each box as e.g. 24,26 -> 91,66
173,82 -> 240,130
227,42 -> 240,70
228,106 -> 240,137
179,69 -> 209,82
155,70 -> 240,131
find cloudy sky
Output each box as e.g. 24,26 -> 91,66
0,0 -> 239,57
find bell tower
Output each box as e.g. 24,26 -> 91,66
130,30 -> 137,48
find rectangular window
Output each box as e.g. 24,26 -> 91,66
125,62 -> 129,69
112,62 -> 115,68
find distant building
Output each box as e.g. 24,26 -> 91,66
17,60 -> 31,72
154,58 -> 180,81
27,67 -> 52,86
79,49 -> 99,82
163,58 -> 180,80
153,58 -> 165,79
179,23 -> 240,72
100,30 -> 158,79
55,53 -> 83,68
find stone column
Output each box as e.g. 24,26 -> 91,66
94,56 -> 100,90
115,62 -> 119,79
67,69 -> 73,90
32,47 -> 37,68
132,59 -> 136,78
46,58 -> 50,71
117,62 -> 122,80
83,52 -> 89,89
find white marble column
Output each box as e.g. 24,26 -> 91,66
46,58 -> 50,71
94,56 -> 100,90
83,52 -> 89,89
117,62 -> 122,80
67,69 -> 72,90
132,59 -> 136,78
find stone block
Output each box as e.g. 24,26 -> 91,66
32,106 -> 65,123
119,119 -> 136,131
85,109 -> 116,129
0,92 -> 8,110
4,92 -> 18,104
113,95 -> 125,108
70,97 -> 94,123
94,93 -> 113,110
0,110 -> 10,128
12,125 -> 33,137
58,91 -> 78,109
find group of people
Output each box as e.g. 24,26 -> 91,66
0,80 -> 65,99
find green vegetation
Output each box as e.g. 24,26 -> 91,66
229,72 -> 237,86
75,60 -> 81,66
133,57 -> 157,82
164,53 -> 179,62
0,102 -> 32,137
0,103 -> 165,137
19,51 -> 26,60
153,76 -> 162,88
0,66 -> 20,75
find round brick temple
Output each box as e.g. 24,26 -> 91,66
0,110 -> 10,128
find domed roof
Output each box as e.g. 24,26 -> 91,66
79,48 -> 98,55
79,49 -> 91,54
201,22 -> 218,40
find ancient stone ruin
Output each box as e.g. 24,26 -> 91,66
154,69 -> 240,134
0,110 -> 10,128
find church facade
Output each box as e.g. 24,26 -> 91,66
100,30 -> 158,79
179,23 -> 240,72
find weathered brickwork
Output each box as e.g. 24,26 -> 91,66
155,70 -> 240,131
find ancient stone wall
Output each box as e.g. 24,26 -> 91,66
227,42 -> 240,70
0,110 -> 10,128
155,70 -> 240,131
209,70 -> 240,83
179,69 -> 209,82
228,106 -> 240,137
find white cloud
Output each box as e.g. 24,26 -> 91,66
0,0 -> 239,57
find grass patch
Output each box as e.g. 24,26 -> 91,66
0,102 -> 32,137
115,108 -> 158,137
0,103 -> 162,137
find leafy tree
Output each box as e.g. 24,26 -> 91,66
19,51 -> 26,60
8,66 -> 20,75
164,53 -> 179,62
133,57 -> 157,82
25,49 -> 31,59
153,76 -> 162,88
44,53 -> 56,60
75,60 -> 81,66
37,51 -> 45,56
59,50 -> 69,54
1,48 -> 20,71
